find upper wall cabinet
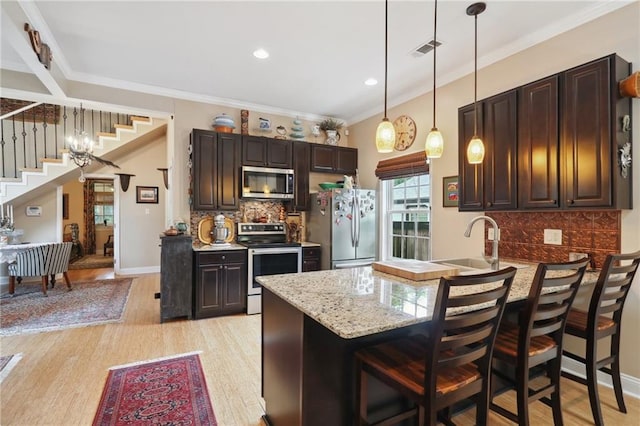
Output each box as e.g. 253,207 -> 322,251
192,129 -> 241,211
458,90 -> 517,211
242,136 -> 292,169
459,53 -> 632,211
518,75 -> 560,209
561,54 -> 631,209
310,144 -> 358,175
292,141 -> 310,211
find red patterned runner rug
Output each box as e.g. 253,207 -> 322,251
93,352 -> 217,426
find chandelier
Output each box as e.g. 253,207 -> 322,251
67,104 -> 119,182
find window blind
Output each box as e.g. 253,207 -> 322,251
374,151 -> 429,180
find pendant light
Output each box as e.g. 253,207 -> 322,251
425,0 -> 444,159
375,0 -> 395,153
466,2 -> 486,164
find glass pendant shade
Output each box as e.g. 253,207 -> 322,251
376,118 -> 396,153
467,135 -> 485,164
425,128 -> 444,158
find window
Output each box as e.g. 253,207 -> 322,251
93,181 -> 114,226
381,174 -> 431,261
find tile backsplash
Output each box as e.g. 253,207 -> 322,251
485,210 -> 620,269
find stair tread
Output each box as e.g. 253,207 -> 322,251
41,158 -> 63,163
97,132 -> 117,137
130,116 -> 151,122
114,124 -> 134,130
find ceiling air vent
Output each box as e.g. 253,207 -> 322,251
411,39 -> 442,58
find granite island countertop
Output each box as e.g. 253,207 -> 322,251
257,265 -> 599,340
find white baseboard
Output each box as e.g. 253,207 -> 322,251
117,266 -> 160,275
562,356 -> 640,399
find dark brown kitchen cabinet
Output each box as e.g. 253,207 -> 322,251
310,144 -> 358,175
194,250 -> 247,319
242,136 -> 292,168
302,246 -> 321,272
458,102 -> 484,211
192,130 -> 241,210
561,54 -> 632,209
459,54 -> 632,212
458,90 -> 517,211
159,235 -> 193,322
292,141 -> 310,211
518,75 -> 560,209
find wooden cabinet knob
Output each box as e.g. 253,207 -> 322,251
486,201 -> 492,207
568,199 -> 575,205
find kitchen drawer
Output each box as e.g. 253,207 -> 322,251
303,247 -> 320,259
197,251 -> 246,265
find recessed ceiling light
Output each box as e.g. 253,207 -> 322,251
365,78 -> 378,86
253,49 -> 269,59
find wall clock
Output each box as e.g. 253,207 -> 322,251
393,115 -> 417,151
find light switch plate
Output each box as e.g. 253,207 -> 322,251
544,229 -> 562,245
487,228 -> 500,241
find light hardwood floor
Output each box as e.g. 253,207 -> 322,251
1,269 -> 638,425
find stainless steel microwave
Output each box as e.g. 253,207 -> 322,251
241,166 -> 294,199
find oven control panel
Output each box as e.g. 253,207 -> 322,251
238,223 -> 286,235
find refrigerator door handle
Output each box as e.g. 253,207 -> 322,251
354,194 -> 360,247
351,195 -> 357,247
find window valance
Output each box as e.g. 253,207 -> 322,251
374,151 -> 429,180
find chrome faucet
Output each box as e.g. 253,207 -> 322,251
464,215 -> 500,270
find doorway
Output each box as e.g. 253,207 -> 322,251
62,177 -> 116,270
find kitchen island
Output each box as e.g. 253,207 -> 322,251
257,265 -> 597,426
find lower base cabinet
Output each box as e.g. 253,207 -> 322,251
302,246 -> 321,272
194,250 -> 247,319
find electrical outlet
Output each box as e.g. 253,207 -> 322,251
543,229 -> 562,245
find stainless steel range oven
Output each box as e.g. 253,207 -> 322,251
237,223 -> 302,315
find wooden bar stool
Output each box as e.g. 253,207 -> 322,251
490,258 -> 589,426
354,267 -> 517,426
562,251 -> 640,426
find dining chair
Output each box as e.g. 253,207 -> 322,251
8,242 -> 73,296
354,267 -> 517,426
562,250 -> 640,426
104,234 -> 114,256
46,241 -> 74,290
490,258 -> 589,426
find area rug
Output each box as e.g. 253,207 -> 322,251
93,352 -> 217,426
0,353 -> 23,383
69,254 -> 114,270
0,278 -> 132,336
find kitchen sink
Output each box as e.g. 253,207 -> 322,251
431,257 -> 530,274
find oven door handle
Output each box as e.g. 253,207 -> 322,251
249,247 -> 302,255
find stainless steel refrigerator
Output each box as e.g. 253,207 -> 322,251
307,188 -> 376,270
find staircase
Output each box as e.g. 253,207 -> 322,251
0,102 -> 166,203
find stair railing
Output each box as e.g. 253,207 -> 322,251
0,101 -> 131,180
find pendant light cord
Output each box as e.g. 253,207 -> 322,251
384,0 -> 389,120
432,0 -> 437,128
473,12 -> 478,136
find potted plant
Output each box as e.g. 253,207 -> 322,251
318,118 -> 344,145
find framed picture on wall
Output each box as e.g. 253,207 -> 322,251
136,186 -> 158,204
443,176 -> 459,207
